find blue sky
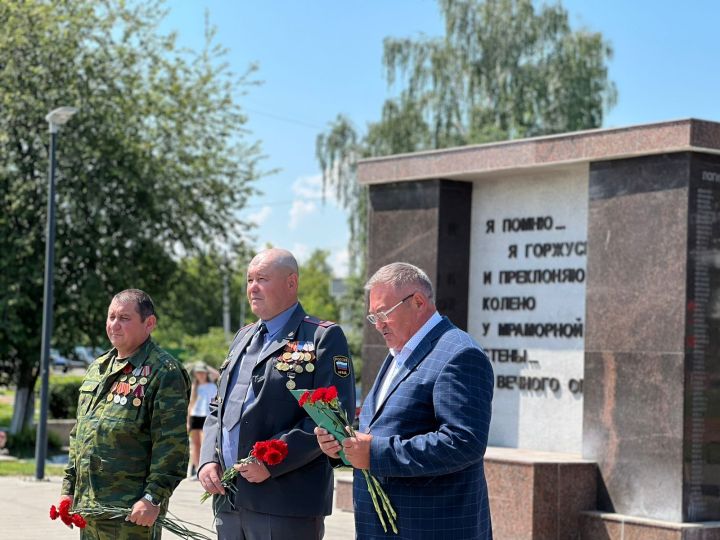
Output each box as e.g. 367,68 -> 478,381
162,0 -> 720,277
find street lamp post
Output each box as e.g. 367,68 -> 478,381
35,107 -> 77,480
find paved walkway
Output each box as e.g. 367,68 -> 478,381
1,474 -> 355,539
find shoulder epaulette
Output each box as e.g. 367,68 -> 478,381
303,315 -> 336,328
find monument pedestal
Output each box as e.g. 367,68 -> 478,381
485,447 -> 596,540
580,512 -> 720,540
334,447 -> 599,540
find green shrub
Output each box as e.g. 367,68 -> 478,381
48,375 -> 84,419
7,427 -> 61,458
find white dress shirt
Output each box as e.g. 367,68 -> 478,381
375,311 -> 442,410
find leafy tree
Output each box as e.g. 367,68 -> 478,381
180,327 -> 231,370
160,251 -> 253,337
0,0 -> 261,431
298,250 -> 340,323
317,0 -> 616,277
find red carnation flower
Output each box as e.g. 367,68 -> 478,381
298,391 -> 311,407
59,498 -> 72,515
60,511 -> 73,527
251,441 -> 268,461
264,449 -> 283,465
71,513 -> 87,528
49,505 -> 59,520
324,386 -> 338,402
252,439 -> 288,466
310,388 -> 326,403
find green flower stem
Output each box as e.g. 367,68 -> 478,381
362,469 -> 388,533
74,506 -> 214,540
370,474 -> 398,533
325,401 -> 398,534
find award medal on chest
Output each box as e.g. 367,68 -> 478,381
275,341 -> 315,388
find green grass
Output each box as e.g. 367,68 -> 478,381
0,459 -> 66,476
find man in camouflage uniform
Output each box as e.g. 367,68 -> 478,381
59,289 -> 191,539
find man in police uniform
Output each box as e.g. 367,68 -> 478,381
199,248 -> 355,540
59,289 -> 191,539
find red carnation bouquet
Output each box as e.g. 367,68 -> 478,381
200,438 -> 288,505
50,498 -> 212,539
49,498 -> 86,529
293,386 -> 398,534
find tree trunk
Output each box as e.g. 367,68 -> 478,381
10,385 -> 35,434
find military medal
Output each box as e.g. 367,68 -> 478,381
114,394 -> 121,403
120,364 -> 132,381
120,396 -> 127,405
277,340 -> 315,389
138,365 -> 151,386
129,376 -> 137,385
107,393 -> 114,402
132,384 -> 145,407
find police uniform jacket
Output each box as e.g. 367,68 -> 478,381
199,303 -> 355,518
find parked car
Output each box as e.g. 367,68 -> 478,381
51,348 -> 87,372
72,346 -> 96,366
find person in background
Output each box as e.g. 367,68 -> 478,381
188,362 -> 219,479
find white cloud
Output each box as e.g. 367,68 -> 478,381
292,174 -> 340,206
247,205 -> 272,226
289,199 -> 317,229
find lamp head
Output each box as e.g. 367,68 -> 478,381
46,107 -> 78,132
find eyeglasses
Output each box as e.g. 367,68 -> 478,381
366,293 -> 415,325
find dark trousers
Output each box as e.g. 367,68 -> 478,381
215,506 -> 324,540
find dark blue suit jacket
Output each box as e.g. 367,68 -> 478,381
355,317 -> 493,539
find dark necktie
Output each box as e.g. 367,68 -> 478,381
223,323 -> 267,429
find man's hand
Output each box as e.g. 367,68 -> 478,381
127,498 -> 160,527
198,462 -> 226,495
342,432 -> 373,470
314,427 -> 341,459
234,460 -> 270,483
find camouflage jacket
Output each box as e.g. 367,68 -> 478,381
61,339 -> 190,509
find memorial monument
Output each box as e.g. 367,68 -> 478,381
353,119 -> 720,539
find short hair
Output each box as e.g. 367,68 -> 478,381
365,262 -> 434,301
112,289 -> 157,321
250,248 -> 299,276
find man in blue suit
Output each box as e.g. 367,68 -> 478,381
316,262 -> 494,539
